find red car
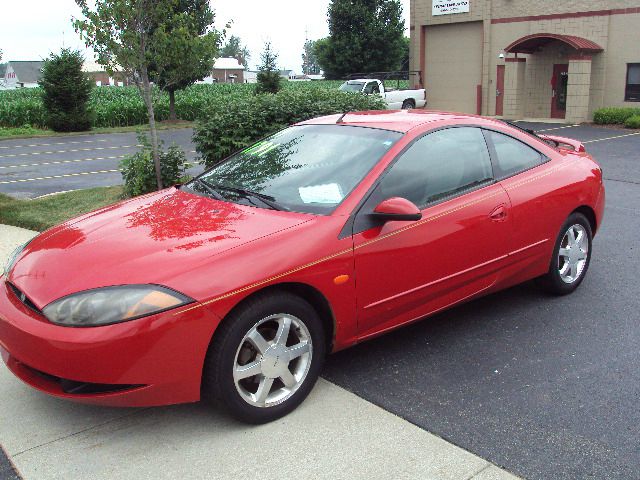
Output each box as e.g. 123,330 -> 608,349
0,111 -> 605,423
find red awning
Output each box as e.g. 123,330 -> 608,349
505,33 -> 604,54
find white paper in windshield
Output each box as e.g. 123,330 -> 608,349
299,183 -> 343,204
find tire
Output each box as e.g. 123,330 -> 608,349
401,100 -> 415,110
202,292 -> 326,424
537,212 -> 592,295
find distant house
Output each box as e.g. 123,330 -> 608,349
82,61 -> 130,87
2,61 -> 44,89
244,70 -> 258,84
279,69 -> 296,80
210,57 -> 245,83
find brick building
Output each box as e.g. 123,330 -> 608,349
409,1 -> 640,121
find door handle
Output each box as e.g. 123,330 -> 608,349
489,205 -> 507,221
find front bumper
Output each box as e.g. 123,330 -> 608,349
0,278 -> 219,407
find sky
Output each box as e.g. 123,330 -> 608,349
0,0 -> 411,72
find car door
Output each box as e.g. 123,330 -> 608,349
352,126 -> 512,339
482,129 -> 553,277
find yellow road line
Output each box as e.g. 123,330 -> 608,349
583,132 -> 640,144
0,139 -> 108,149
0,155 -> 126,170
0,169 -> 121,184
0,145 -> 141,158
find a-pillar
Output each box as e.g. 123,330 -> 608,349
503,58 -> 526,119
566,55 -> 592,123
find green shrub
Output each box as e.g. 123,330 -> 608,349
193,89 -> 386,167
120,133 -> 188,197
593,107 -> 640,125
39,49 -> 94,132
624,114 -> 640,129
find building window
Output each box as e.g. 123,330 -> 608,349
626,63 -> 640,102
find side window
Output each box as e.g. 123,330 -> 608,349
485,130 -> 544,179
363,82 -> 379,94
375,127 -> 493,209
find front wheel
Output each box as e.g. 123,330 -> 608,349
537,212 -> 592,295
202,293 -> 326,424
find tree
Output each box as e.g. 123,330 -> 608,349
73,0 -> 220,189
301,39 -> 321,75
39,49 -> 94,132
400,36 -> 410,70
220,35 -> 250,69
152,0 -> 220,121
256,42 -> 281,94
316,0 -> 406,79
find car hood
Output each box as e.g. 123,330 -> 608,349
8,188 -> 313,308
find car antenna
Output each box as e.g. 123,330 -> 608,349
336,112 -> 348,124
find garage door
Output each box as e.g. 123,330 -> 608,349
424,21 -> 483,113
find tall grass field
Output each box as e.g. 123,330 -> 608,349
0,81 -> 350,129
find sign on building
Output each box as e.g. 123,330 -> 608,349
432,0 -> 469,16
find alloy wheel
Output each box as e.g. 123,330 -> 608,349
233,314 -> 312,408
558,224 -> 589,284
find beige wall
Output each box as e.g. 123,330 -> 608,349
423,21 -> 483,113
410,1 -> 640,120
602,12 -> 640,107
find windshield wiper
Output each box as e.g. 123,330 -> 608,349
191,178 -> 224,200
210,183 -> 289,211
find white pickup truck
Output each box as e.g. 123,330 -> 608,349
339,79 -> 427,110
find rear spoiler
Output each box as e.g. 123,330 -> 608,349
538,134 -> 586,153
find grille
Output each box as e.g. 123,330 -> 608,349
7,283 -> 42,314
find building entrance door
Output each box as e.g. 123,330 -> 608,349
550,64 -> 569,119
496,65 -> 505,116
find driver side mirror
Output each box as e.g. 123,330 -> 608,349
370,197 -> 422,222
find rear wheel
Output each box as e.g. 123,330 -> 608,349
202,292 -> 326,424
537,213 -> 592,295
401,99 -> 415,110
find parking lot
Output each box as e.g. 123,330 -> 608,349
0,122 -> 639,479
0,128 -> 200,199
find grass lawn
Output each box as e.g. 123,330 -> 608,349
0,186 -> 124,231
0,120 -> 194,141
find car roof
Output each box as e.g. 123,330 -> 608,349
299,110 -> 501,133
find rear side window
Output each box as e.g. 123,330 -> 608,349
484,130 -> 544,179
375,127 -> 494,209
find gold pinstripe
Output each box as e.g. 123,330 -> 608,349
173,160 -> 573,316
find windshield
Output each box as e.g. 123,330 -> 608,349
189,125 -> 402,214
339,81 -> 365,93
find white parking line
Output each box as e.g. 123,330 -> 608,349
0,145 -> 140,158
583,132 -> 640,144
535,124 -> 580,132
0,155 -> 126,170
0,139 -> 108,149
0,169 -> 121,184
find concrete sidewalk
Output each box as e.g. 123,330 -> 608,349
0,224 -> 519,480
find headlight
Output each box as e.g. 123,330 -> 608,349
42,285 -> 194,327
3,240 -> 31,277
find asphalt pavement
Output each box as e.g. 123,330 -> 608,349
0,128 -> 201,198
324,122 -> 640,480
